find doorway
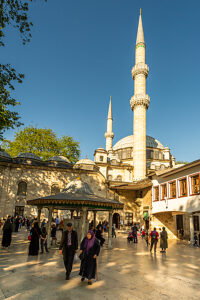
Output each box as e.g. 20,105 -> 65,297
15,206 -> 24,217
113,213 -> 120,229
176,215 -> 183,231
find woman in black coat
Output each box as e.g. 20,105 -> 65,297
2,216 -> 12,248
79,230 -> 100,285
28,222 -> 41,256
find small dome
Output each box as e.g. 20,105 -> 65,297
0,151 -> 11,158
47,156 -> 71,163
113,135 -> 165,150
75,159 -> 95,166
17,153 -> 41,160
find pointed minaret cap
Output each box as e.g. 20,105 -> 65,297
107,96 -> 112,119
136,9 -> 145,45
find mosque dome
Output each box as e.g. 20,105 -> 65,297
17,153 -> 42,160
0,151 -> 12,159
75,158 -> 96,166
47,156 -> 71,164
113,135 -> 165,150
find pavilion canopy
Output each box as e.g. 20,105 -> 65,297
27,179 -> 123,211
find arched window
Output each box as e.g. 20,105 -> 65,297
17,181 -> 27,196
116,175 -> 122,182
51,184 -> 60,195
108,175 -> 113,181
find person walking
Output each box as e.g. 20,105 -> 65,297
59,223 -> 78,280
41,225 -> 49,253
132,224 -> 138,243
2,216 -> 13,248
28,221 -> 41,256
51,224 -> 57,246
150,227 -> 159,253
193,233 -> 198,248
79,230 -> 100,285
160,227 -> 168,252
145,230 -> 149,247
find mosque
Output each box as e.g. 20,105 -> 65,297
2,11 -> 198,239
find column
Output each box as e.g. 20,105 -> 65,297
189,214 -> 194,243
47,207 -> 53,248
80,207 -> 87,242
37,207 -> 41,225
70,210 -> 74,219
108,210 -> 113,249
93,211 -> 97,229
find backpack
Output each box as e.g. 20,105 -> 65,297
152,231 -> 157,240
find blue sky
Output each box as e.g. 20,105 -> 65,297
2,0 -> 200,162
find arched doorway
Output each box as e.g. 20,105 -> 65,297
113,213 -> 120,229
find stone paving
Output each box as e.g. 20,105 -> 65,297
0,229 -> 200,300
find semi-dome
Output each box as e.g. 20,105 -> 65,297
113,135 -> 165,150
47,156 -> 71,164
17,153 -> 42,160
75,158 -> 96,166
0,151 -> 11,158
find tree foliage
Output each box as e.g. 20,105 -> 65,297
2,126 -> 80,163
0,0 -> 46,140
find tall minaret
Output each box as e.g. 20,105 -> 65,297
105,96 -> 114,152
130,10 -> 150,180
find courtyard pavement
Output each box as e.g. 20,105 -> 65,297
0,229 -> 200,300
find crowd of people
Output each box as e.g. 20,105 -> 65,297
128,224 -> 169,253
1,214 -> 200,286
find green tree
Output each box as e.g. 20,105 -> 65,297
2,126 -> 80,163
0,0 -> 46,140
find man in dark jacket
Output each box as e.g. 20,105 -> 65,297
131,224 -> 138,243
59,223 -> 78,280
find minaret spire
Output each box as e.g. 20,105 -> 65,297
130,10 -> 150,180
136,10 -> 145,45
107,96 -> 112,119
105,96 -> 114,152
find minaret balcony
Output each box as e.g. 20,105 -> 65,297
130,94 -> 150,110
132,63 -> 149,79
105,132 -> 114,139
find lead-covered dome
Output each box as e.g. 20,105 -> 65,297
75,159 -> 96,166
47,156 -> 71,164
0,151 -> 11,158
113,135 -> 165,150
17,153 -> 42,160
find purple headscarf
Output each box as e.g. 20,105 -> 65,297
84,230 -> 95,254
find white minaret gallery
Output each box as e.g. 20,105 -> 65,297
130,10 -> 150,180
105,96 -> 114,152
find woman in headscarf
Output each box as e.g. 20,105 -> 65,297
160,227 -> 168,253
2,216 -> 12,248
79,230 -> 100,285
28,221 -> 41,256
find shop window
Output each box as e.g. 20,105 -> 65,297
161,184 -> 167,200
17,181 -> 27,196
51,184 -> 60,195
190,174 -> 200,195
193,216 -> 199,231
169,181 -> 176,198
154,186 -> 159,201
179,178 -> 187,197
